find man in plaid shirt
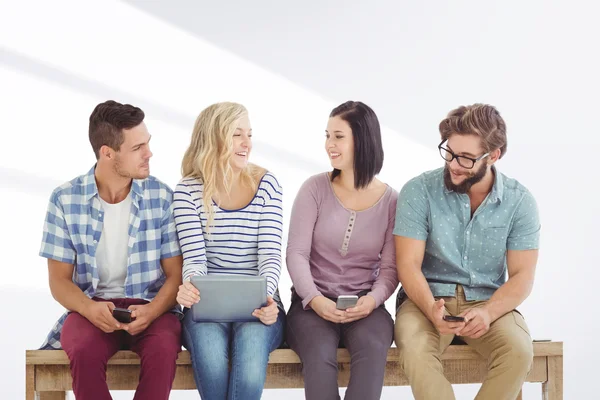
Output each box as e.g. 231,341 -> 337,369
39,100 -> 183,400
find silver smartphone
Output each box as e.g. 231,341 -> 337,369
336,295 -> 359,310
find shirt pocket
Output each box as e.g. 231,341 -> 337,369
481,227 -> 508,261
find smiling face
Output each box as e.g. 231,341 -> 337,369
325,116 -> 354,172
442,133 -> 491,193
228,114 -> 252,173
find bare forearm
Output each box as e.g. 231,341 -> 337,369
49,278 -> 93,315
147,274 -> 181,318
399,266 -> 437,320
483,272 -> 534,322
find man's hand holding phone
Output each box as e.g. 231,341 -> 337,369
429,299 -> 465,335
112,307 -> 133,323
81,301 -> 124,333
121,303 -> 160,336
457,307 -> 492,339
443,315 -> 465,322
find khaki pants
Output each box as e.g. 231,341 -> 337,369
394,285 -> 533,400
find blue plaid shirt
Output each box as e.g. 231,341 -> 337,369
39,166 -> 182,349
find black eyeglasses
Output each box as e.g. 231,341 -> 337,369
438,140 -> 489,169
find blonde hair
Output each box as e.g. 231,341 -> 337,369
182,102 -> 260,232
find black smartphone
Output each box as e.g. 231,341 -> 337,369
443,315 -> 465,322
112,307 -> 132,323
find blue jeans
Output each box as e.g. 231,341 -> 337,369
182,308 -> 285,400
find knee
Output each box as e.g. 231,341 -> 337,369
141,330 -> 181,364
63,335 -> 94,356
236,357 -> 268,389
492,339 -> 533,374
397,332 -> 437,366
66,342 -> 108,370
63,333 -> 105,365
297,342 -> 337,369
351,333 -> 392,362
144,340 -> 180,362
366,330 -> 393,354
61,315 -> 98,354
186,335 -> 228,368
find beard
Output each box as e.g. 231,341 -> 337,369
443,162 -> 487,194
113,156 -> 149,179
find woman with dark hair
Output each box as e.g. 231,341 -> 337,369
286,101 -> 399,400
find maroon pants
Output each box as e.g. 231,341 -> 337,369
61,298 -> 182,400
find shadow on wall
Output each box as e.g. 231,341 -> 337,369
123,1 -> 529,147
0,166 -> 62,195
0,47 -> 319,174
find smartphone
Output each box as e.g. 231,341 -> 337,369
443,315 -> 465,322
336,295 -> 359,310
112,307 -> 132,323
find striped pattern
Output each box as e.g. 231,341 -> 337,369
174,172 -> 283,303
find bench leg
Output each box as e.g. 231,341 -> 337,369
39,392 -> 66,400
542,355 -> 563,400
516,389 -> 523,400
26,365 -> 35,400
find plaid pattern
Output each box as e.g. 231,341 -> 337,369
39,166 -> 181,349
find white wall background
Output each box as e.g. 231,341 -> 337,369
1,1 -> 597,398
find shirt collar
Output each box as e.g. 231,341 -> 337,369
82,165 -> 144,202
489,165 -> 503,203
443,165 -> 503,203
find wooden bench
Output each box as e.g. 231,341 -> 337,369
26,342 -> 562,399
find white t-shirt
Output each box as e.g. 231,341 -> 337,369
95,193 -> 132,299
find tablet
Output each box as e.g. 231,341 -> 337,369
190,275 -> 267,322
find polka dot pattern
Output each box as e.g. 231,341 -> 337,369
393,167 -> 541,301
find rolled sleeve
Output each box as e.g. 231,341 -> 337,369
39,191 -> 76,264
160,189 -> 182,259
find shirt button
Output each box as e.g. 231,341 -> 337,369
98,213 -> 102,218
463,256 -> 467,260
465,204 -> 469,208
466,230 -> 470,234
93,240 -> 98,244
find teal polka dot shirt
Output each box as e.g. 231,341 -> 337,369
393,166 -> 540,302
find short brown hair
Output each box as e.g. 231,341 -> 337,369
439,104 -> 507,158
89,100 -> 145,159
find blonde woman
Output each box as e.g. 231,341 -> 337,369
173,102 -> 284,400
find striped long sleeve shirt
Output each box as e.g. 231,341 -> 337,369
173,172 -> 283,305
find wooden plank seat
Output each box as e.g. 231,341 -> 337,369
25,341 -> 563,399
